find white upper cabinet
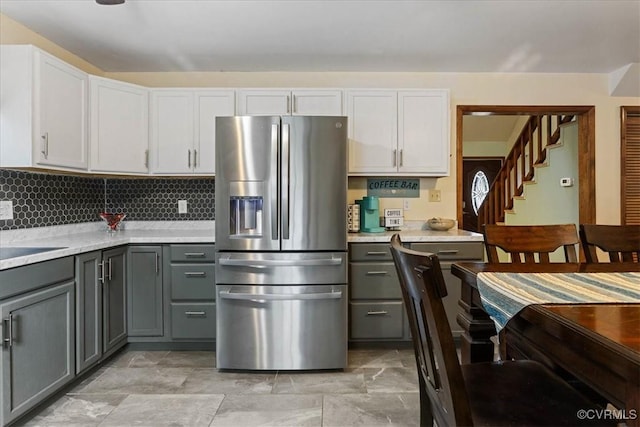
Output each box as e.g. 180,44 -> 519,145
237,89 -> 342,116
0,45 -> 88,171
346,89 -> 450,176
150,89 -> 235,174
89,76 -> 149,174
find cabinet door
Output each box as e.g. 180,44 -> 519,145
75,251 -> 102,374
90,76 -> 149,173
103,247 -> 127,357
398,90 -> 450,175
0,281 -> 75,426
237,89 -> 291,115
291,90 -> 342,116
150,91 -> 194,173
346,90 -> 397,174
194,90 -> 235,174
35,50 -> 88,169
127,246 -> 163,337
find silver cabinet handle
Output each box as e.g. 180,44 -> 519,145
184,252 -> 206,258
400,149 -> 403,167
219,290 -> 342,301
41,133 -> 49,159
367,311 -> 388,316
437,250 -> 459,255
185,311 -> 206,317
193,149 -> 198,168
144,149 -> 149,169
99,260 -> 106,284
188,149 -> 192,168
2,314 -> 14,348
108,258 -> 113,280
366,271 -> 388,276
366,251 -> 387,256
155,253 -> 159,274
393,149 -> 397,167
292,95 -> 297,113
286,95 -> 291,114
184,271 -> 206,277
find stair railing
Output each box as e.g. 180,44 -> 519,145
478,114 -> 574,227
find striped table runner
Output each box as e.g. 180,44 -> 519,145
476,272 -> 640,331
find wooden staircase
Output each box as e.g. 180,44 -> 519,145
478,114 -> 575,227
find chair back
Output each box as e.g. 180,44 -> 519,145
483,224 -> 579,263
579,224 -> 640,263
390,234 -> 473,427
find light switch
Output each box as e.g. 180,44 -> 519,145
178,200 -> 188,214
0,201 -> 14,220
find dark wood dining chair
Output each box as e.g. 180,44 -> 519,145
483,223 -> 579,263
389,234 -> 610,427
580,224 -> 640,263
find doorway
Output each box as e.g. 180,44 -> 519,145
456,106 -> 595,230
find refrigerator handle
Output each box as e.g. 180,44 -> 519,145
271,123 -> 280,241
282,123 -> 290,240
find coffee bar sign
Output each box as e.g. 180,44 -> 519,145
367,178 -> 420,198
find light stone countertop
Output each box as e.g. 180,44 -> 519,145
1,220 -> 482,270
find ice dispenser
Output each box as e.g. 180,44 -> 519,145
229,182 -> 263,238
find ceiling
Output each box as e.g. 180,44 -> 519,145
1,0 -> 638,73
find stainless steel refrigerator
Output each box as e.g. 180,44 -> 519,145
214,115 -> 348,370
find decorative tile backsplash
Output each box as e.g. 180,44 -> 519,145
0,170 -> 215,231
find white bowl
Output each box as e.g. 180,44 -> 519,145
427,217 -> 455,231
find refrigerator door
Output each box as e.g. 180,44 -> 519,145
281,116 -> 348,251
215,116 -> 280,251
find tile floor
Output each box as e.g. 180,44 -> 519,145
20,348 -> 421,427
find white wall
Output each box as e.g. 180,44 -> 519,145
3,12 -> 639,225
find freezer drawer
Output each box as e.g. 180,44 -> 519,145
216,252 -> 347,285
216,284 -> 347,370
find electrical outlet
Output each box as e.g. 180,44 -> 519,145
178,200 -> 188,214
429,189 -> 442,202
0,201 -> 14,220
403,199 -> 410,210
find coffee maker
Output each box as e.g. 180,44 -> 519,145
356,196 -> 385,233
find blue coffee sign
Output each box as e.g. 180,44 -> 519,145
367,178 -> 420,198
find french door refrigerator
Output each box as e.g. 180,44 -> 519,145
214,115 -> 348,370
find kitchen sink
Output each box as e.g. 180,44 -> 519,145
0,247 -> 67,261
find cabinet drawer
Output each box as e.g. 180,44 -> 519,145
349,243 -> 392,261
350,301 -> 404,339
170,264 -> 215,300
410,242 -> 484,260
349,262 -> 401,299
170,303 -> 216,339
170,245 -> 215,262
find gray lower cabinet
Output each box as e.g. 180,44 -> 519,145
75,251 -> 102,374
0,258 -> 75,426
127,246 -> 163,337
348,240 -> 484,341
168,245 -> 216,340
76,246 -> 128,375
348,243 -> 410,341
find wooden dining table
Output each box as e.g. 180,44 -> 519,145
451,262 -> 640,424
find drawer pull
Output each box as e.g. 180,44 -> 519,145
366,251 -> 387,256
366,271 -> 388,276
437,250 -> 459,255
366,310 -> 388,316
184,271 -> 206,277
184,252 -> 206,258
184,311 -> 206,317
